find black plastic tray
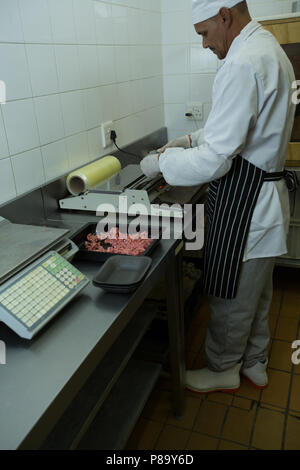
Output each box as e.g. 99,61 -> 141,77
72,223 -> 161,263
92,255 -> 152,293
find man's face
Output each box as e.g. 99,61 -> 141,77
194,16 -> 228,60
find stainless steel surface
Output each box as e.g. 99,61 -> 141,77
0,234 -> 184,450
0,221 -> 69,284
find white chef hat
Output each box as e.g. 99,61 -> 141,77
191,0 -> 244,24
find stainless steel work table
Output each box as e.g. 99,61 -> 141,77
0,235 -> 185,450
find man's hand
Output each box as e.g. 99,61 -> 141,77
157,135 -> 192,154
140,154 -> 160,179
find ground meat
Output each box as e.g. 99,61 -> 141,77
85,228 -> 154,256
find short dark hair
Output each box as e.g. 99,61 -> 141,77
234,1 -> 250,15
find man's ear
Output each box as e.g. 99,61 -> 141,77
219,7 -> 232,27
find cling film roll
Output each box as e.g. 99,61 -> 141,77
66,156 -> 121,196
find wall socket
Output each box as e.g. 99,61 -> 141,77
101,121 -> 114,148
186,103 -> 203,121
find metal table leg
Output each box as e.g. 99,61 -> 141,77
165,242 -> 186,418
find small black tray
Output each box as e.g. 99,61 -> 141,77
72,223 -> 161,263
93,256 -> 152,293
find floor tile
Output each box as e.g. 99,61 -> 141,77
142,389 -> 171,423
185,432 -> 218,450
289,374 -> 300,413
221,406 -> 256,446
219,440 -> 248,450
280,293 -> 300,319
275,317 -> 299,342
237,377 -> 261,401
261,369 -> 291,409
232,397 -> 253,410
207,392 -> 234,406
285,415 -> 300,450
125,418 -> 163,450
269,315 -> 278,337
167,395 -> 202,430
193,401 -> 227,437
269,340 -> 292,372
252,407 -> 285,450
269,300 -> 281,316
155,424 -> 190,450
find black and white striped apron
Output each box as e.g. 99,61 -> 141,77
203,155 -> 299,300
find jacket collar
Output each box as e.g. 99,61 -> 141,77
225,20 -> 262,61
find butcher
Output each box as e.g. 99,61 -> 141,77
140,0 -> 298,393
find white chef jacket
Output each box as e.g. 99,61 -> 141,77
159,20 -> 296,261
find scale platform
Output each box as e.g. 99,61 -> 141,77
0,218 -> 69,285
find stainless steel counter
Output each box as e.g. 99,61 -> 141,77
0,233 -> 185,450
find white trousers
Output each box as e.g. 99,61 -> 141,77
205,257 -> 276,372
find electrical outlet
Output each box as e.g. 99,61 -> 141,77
186,103 -> 203,121
101,121 -> 113,148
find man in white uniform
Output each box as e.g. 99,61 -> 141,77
140,0 -> 297,393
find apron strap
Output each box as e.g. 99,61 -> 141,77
263,170 -> 299,192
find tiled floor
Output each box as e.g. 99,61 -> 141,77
126,266 -> 300,450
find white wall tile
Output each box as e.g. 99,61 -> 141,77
66,132 -> 89,169
0,0 -> 165,204
19,0 -> 52,43
83,88 -> 102,129
61,90 -> 86,136
48,0 -> 77,44
94,1 -> 114,45
77,45 -> 100,88
162,11 -> 188,44
164,75 -> 188,103
0,111 -> 9,159
42,140 -> 69,180
34,95 -> 65,145
55,45 -> 81,92
163,45 -> 188,75
98,46 -> 116,84
112,5 -> 129,45
131,80 -> 145,113
73,0 -> 97,44
11,148 -> 45,195
100,84 -> 120,122
87,127 -> 103,161
117,82 -> 134,119
114,46 -> 131,82
0,44 -> 32,101
0,0 -> 24,43
2,99 -> 40,155
26,45 -> 59,96
0,158 -> 16,205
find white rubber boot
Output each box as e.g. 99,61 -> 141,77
185,363 -> 242,394
241,360 -> 268,389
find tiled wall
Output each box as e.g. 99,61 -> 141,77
0,0 -> 163,206
161,0 -> 298,141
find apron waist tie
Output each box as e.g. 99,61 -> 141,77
264,170 -> 299,215
264,170 -> 299,192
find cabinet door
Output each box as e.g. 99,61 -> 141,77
286,142 -> 300,167
263,22 -> 300,44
